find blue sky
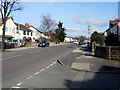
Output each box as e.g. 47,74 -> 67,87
11,2 -> 118,37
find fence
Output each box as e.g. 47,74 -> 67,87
95,46 -> 120,60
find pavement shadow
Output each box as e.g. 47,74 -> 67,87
64,65 -> 120,89
79,46 -> 94,57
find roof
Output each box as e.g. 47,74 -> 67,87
0,17 -> 13,26
15,23 -> 32,32
29,25 -> 43,33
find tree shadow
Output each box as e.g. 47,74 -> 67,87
64,65 -> 120,89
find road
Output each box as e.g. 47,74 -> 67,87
2,44 -> 78,88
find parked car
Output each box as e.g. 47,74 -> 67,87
9,39 -> 25,47
38,40 -> 50,47
79,40 -> 86,45
73,41 -> 79,44
0,41 -> 12,49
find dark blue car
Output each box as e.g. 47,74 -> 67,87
38,40 -> 50,47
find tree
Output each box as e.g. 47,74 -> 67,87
0,0 -> 21,51
55,22 -> 66,42
91,31 -> 104,46
78,36 -> 88,41
40,14 -> 56,33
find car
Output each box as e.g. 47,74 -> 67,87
38,40 -> 50,47
73,41 -> 79,44
79,40 -> 86,45
9,39 -> 25,47
0,41 -> 12,49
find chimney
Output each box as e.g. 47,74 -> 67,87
25,23 -> 29,28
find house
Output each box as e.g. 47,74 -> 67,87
15,23 -> 33,42
106,19 -> 120,42
64,37 -> 77,42
28,25 -> 43,42
0,17 -> 18,41
0,17 -> 44,42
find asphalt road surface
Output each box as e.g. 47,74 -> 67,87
2,44 -> 78,88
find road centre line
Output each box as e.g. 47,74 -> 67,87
27,75 -> 33,80
11,86 -> 20,88
16,82 -> 23,86
11,61 -> 57,88
34,71 -> 40,75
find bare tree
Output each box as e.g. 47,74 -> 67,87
40,14 -> 57,33
0,0 -> 21,51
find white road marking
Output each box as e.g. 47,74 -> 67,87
34,71 -> 40,75
40,69 -> 45,72
45,66 -> 50,69
53,62 -> 56,64
49,63 -> 54,66
11,86 -> 20,88
76,57 -> 81,59
16,82 -> 23,86
27,75 -> 33,80
11,61 -> 57,87
2,55 -> 22,60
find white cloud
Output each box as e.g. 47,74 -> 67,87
76,18 -> 108,27
66,28 -> 80,31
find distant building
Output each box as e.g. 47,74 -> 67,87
64,37 -> 77,42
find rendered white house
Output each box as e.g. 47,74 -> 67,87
0,17 -> 43,42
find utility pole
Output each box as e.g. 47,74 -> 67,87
87,26 -> 92,40
87,26 -> 92,48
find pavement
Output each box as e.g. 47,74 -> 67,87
5,42 -> 67,51
2,44 -> 120,88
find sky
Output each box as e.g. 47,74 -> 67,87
10,1 -> 118,37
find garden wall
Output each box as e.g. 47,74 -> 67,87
95,46 -> 120,60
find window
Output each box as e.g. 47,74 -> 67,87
12,28 -> 15,33
16,30 -> 19,34
31,32 -> 33,36
27,31 -> 29,35
23,31 -> 26,35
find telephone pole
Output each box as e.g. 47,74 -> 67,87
87,26 -> 92,40
87,26 -> 92,48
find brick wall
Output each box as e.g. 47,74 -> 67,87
95,46 -> 120,60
